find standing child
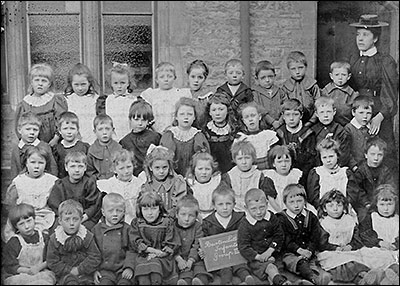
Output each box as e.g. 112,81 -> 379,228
130,191 -> 180,285
48,151 -> 103,230
96,150 -> 145,225
64,63 -> 100,144
160,97 -> 210,176
320,61 -> 358,126
203,92 -> 238,173
215,58 -> 253,118
92,193 -> 135,285
221,140 -> 277,213
140,144 -> 188,214
86,114 -> 123,180
317,189 -> 370,284
276,184 -> 332,285
46,199 -> 101,285
252,60 -> 287,130
4,146 -> 58,241
140,61 -> 192,133
263,145 -> 303,214
281,51 -> 321,124
14,63 -> 68,146
104,62 -> 141,141
186,152 -> 226,219
237,188 -> 290,285
2,203 -> 56,285
119,100 -> 161,176
174,195 -> 212,285
201,186 -> 255,285
234,101 -> 279,170
10,111 -> 58,179
52,111 -> 90,179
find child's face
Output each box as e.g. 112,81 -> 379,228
352,106 -> 372,126
188,67 -> 206,92
111,72 -> 129,96
18,123 -> 40,144
376,199 -> 396,218
130,115 -> 148,133
31,75 -> 51,96
234,151 -> 253,172
282,110 -> 302,129
94,122 -> 114,144
26,153 -> 46,178
176,206 -> 197,228
365,145 -> 384,168
273,155 -> 292,176
320,149 -> 338,170
15,216 -> 35,236
288,62 -> 306,81
72,74 -> 90,96
156,70 -> 175,90
241,106 -> 261,132
150,159 -> 169,181
176,105 -> 195,130
316,105 -> 336,126
209,103 -> 228,126
245,198 -> 267,221
214,194 -> 235,218
114,160 -> 134,182
256,69 -> 275,89
324,200 -> 344,219
285,194 -> 305,215
194,159 -> 213,183
330,67 -> 351,87
142,205 -> 160,223
65,160 -> 86,183
226,65 -> 244,85
102,201 -> 125,226
59,210 -> 82,235
59,121 -> 79,143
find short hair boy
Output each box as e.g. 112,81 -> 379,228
276,184 -> 332,285
86,114 -> 123,179
48,151 -> 103,231
92,193 -> 136,285
53,111 -> 90,178
10,111 -> 58,179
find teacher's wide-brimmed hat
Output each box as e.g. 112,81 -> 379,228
350,14 -> 389,28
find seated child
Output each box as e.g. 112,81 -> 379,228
48,151 -> 103,230
46,199 -> 101,285
173,195 -> 212,285
201,186 -> 255,285
2,203 -> 56,285
276,184 -> 332,285
86,114 -> 123,180
97,149 -> 145,224
237,188 -> 290,285
222,140 -> 277,212
92,193 -> 135,285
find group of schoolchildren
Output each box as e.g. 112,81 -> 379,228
1,50 -> 399,286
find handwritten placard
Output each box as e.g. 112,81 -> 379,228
198,230 -> 247,272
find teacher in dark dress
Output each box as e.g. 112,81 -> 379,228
347,14 -> 399,176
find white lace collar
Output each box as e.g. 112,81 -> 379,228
54,225 -> 87,245
286,121 -> 303,134
61,139 -> 79,148
23,92 -> 54,107
169,126 -> 200,142
207,121 -> 231,135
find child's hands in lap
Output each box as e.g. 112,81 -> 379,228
121,268 -> 133,280
198,248 -> 205,259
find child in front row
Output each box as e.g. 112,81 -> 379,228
130,191 -> 180,285
237,188 -> 290,285
46,199 -> 101,285
174,195 -> 212,285
92,193 -> 136,285
276,184 -> 332,285
2,203 -> 56,285
201,186 -> 255,285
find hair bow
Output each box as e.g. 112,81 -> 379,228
146,144 -> 169,155
112,61 -> 129,68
